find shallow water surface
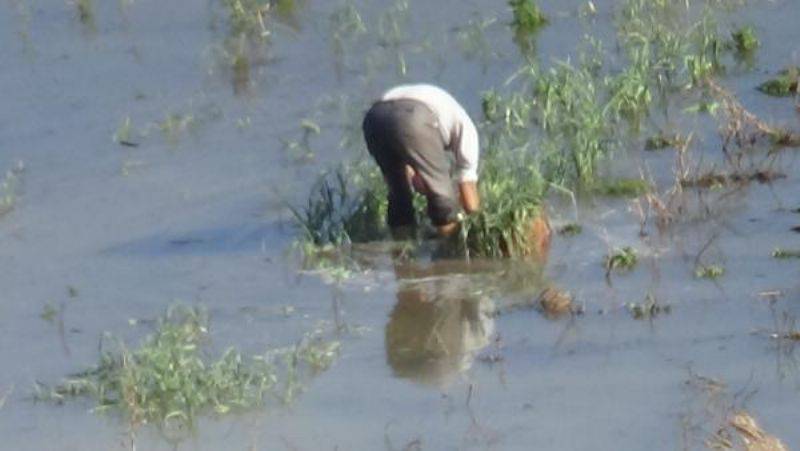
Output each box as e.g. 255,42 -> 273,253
1,0 -> 799,450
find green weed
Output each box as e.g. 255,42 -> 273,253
534,60 -> 612,187
457,149 -> 546,259
757,67 -> 800,97
35,305 -> 339,434
694,264 -> 725,279
290,166 -> 388,248
605,246 -> 638,273
592,178 -> 650,198
731,25 -> 758,55
509,0 -> 546,59
509,0 -> 547,35
627,294 -> 671,320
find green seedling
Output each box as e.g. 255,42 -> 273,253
731,26 -> 758,55
605,246 -> 638,274
694,265 -> 725,279
627,294 -> 671,320
35,305 -> 339,434
757,67 -> 800,97
509,0 -> 547,35
772,248 -> 800,259
457,153 -> 547,259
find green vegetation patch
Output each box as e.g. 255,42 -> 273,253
694,265 -> 725,279
509,0 -> 547,35
456,151 -> 546,259
591,178 -> 650,198
731,26 -> 759,55
35,305 -> 339,433
627,294 -> 671,320
605,246 -> 638,274
757,67 -> 800,97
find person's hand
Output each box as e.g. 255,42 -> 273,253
458,181 -> 480,214
405,165 -> 427,194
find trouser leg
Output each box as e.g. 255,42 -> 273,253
363,103 -> 416,229
392,101 -> 460,226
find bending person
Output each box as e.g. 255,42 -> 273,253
362,84 -> 480,238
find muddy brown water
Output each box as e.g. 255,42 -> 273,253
1,1 -> 799,450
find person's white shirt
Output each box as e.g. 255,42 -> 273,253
381,84 -> 480,183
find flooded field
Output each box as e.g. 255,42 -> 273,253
1,0 -> 799,450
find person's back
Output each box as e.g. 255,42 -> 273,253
362,84 -> 481,237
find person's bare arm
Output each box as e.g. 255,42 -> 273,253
459,181 -> 480,214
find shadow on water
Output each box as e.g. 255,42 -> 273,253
382,245 -> 551,389
102,221 -> 286,257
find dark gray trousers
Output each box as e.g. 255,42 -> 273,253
362,99 -> 459,228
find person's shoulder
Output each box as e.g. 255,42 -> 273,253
382,83 -> 454,99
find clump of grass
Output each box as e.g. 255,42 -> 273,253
731,25 -> 759,55
291,165 -> 389,249
626,294 -> 671,320
509,0 -> 547,34
772,248 -> 800,259
534,60 -> 613,187
457,151 -> 547,259
508,0 -> 547,59
694,264 -> 725,279
604,246 -> 638,274
757,67 -> 800,97
591,178 -> 650,198
35,305 -> 339,433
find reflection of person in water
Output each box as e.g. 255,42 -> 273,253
384,265 -> 495,388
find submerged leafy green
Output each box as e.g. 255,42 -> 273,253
757,67 -> 800,97
35,305 -> 339,433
